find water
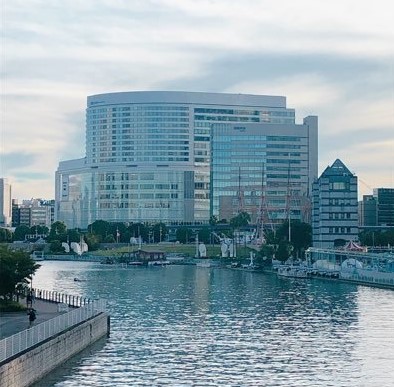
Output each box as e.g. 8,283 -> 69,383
32,261 -> 394,387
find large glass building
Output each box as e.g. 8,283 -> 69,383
55,91 -> 317,229
211,117 -> 318,226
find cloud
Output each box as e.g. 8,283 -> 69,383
2,0 -> 393,200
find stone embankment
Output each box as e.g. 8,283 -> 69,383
0,290 -> 109,387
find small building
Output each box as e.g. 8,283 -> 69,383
130,249 -> 166,262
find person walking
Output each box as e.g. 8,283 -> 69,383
28,308 -> 37,328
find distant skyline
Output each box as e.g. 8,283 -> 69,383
1,0 -> 393,201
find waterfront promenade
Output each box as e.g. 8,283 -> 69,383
0,299 -> 68,340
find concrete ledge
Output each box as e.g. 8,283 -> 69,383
0,313 -> 109,387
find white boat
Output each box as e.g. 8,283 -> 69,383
147,260 -> 171,266
277,266 -> 308,278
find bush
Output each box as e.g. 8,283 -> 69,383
0,300 -> 27,312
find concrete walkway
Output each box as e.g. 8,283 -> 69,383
0,299 -> 68,339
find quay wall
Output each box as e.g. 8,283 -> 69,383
0,313 -> 109,387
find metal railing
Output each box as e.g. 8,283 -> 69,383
0,299 -> 106,363
32,288 -> 92,308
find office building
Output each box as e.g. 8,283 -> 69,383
56,91 -> 317,229
373,188 -> 394,226
359,195 -> 377,226
210,117 -> 318,225
312,159 -> 358,248
0,178 -> 12,227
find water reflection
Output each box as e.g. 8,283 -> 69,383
32,262 -> 394,387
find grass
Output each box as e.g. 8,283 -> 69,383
95,243 -> 257,260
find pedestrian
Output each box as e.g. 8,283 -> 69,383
28,308 -> 37,327
26,293 -> 32,308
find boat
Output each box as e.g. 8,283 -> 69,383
147,260 -> 171,266
277,265 -> 308,278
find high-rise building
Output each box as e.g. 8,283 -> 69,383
312,159 -> 359,248
373,188 -> 394,226
0,178 -> 12,227
210,117 -> 318,225
56,91 -> 318,229
359,195 -> 377,226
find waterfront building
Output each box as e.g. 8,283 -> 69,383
358,188 -> 394,228
359,195 -> 377,226
0,178 -> 12,227
312,159 -> 359,248
55,91 -> 317,229
210,117 -> 318,225
13,199 -> 54,228
373,188 -> 394,226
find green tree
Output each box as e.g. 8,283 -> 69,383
12,225 -> 31,241
49,240 -> 66,253
176,227 -> 192,244
275,240 -> 292,262
47,221 -> 67,242
104,234 -> 116,243
151,223 -> 167,243
90,220 -> 110,242
129,223 -> 148,242
0,228 -> 12,242
276,220 -> 312,258
67,229 -> 81,243
198,226 -> 211,244
84,233 -> 100,251
0,246 -> 40,300
30,225 -> 49,236
209,215 -> 218,226
230,211 -> 251,229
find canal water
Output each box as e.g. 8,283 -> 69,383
33,261 -> 394,387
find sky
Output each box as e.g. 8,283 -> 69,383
1,0 -> 393,201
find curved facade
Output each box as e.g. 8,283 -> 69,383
56,91 -> 306,229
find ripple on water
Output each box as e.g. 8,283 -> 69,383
32,262 -> 394,387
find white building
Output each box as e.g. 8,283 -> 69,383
0,178 -> 12,227
56,91 -> 317,229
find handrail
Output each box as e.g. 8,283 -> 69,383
0,299 -> 106,363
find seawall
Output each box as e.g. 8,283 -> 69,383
0,313 -> 109,387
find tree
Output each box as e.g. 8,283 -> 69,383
209,215 -> 218,226
151,223 -> 167,243
90,220 -> 111,242
230,211 -> 251,229
84,233 -> 100,251
0,246 -> 40,300
276,240 -> 292,262
129,223 -> 148,243
12,225 -> 31,241
176,227 -> 192,244
49,240 -> 66,253
198,227 -> 211,244
67,229 -> 81,243
47,221 -> 67,242
30,225 -> 49,236
276,220 -> 312,258
0,228 -> 12,242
